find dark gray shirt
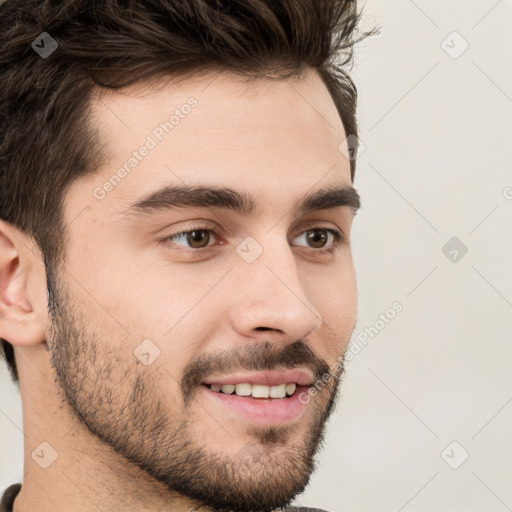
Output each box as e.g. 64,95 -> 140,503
0,483 -> 328,512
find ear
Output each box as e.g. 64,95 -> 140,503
0,219 -> 48,346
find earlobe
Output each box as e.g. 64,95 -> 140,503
0,220 -> 48,347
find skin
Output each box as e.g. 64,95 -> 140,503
0,67 -> 358,512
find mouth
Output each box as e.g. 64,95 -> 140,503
204,382 -> 299,399
200,370 -> 315,426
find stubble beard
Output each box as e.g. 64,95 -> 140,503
45,265 -> 348,512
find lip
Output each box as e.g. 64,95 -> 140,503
200,383 -> 310,426
202,369 -> 315,387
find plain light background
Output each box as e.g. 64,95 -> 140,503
1,1 -> 511,511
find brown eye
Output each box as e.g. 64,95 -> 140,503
186,230 -> 211,248
292,228 -> 343,251
166,228 -> 217,249
306,230 -> 329,249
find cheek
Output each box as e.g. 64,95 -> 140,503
304,259 -> 357,346
322,282 -> 356,333
74,238 -> 225,332
132,263 -> 230,332
99,261 -> 231,370
308,252 -> 356,301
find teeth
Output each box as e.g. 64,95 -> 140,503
269,384 -> 286,398
252,384 -> 269,398
211,382 -> 297,398
220,384 -> 235,394
285,383 -> 296,396
235,383 -> 252,396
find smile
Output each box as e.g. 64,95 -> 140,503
199,369 -> 315,426
206,382 -> 297,399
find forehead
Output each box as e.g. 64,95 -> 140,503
65,69 -> 351,222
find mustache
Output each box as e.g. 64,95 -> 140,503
181,340 -> 331,405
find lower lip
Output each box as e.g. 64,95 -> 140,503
200,384 -> 310,426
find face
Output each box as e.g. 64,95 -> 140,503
46,68 -> 358,511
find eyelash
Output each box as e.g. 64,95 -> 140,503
160,225 -> 345,254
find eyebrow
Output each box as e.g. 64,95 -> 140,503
121,182 -> 360,218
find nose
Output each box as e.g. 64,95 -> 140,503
228,235 -> 323,343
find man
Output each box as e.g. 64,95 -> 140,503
0,1 -> 371,510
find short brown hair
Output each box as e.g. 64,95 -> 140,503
0,0 -> 375,383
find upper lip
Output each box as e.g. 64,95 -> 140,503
202,369 -> 315,387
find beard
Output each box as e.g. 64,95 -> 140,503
45,263 -> 348,512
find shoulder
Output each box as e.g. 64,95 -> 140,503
283,507 -> 330,512
0,483 -> 22,512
